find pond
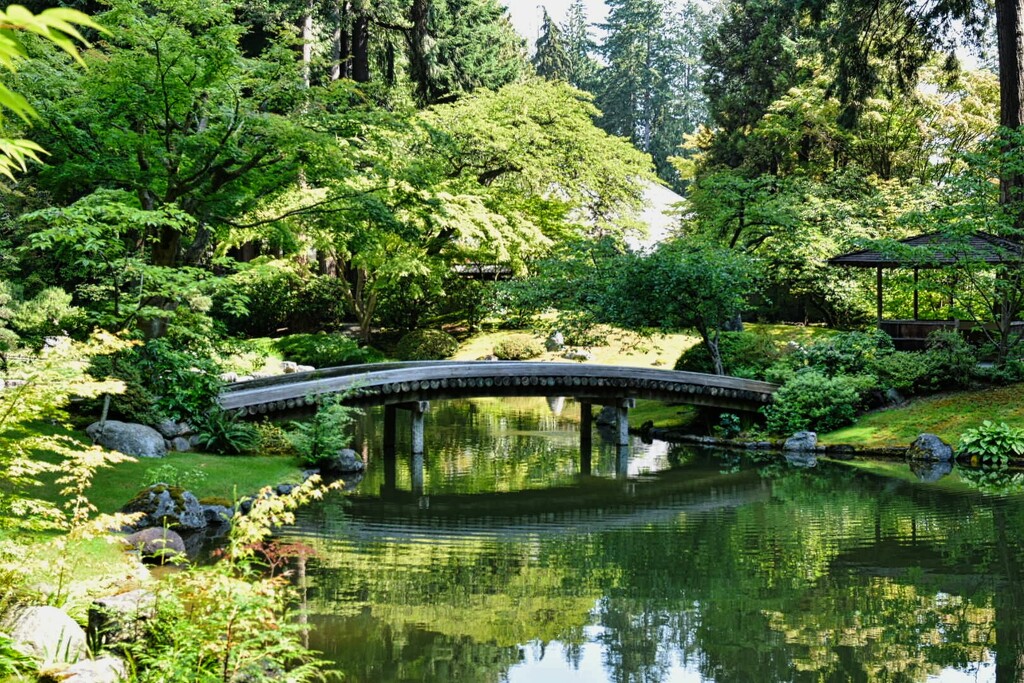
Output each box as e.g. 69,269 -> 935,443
280,397 -> 1024,683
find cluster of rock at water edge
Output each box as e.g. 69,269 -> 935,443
86,418 -> 198,458
118,483 -> 234,561
644,427 -> 963,479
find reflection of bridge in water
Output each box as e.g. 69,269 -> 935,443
295,465 -> 774,542
220,361 -> 778,454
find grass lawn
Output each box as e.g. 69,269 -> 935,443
452,326 -> 702,368
28,423 -> 304,515
822,383 -> 1024,447
452,322 -> 831,370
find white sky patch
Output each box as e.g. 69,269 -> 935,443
503,0 -> 609,43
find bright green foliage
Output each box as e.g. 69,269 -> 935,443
492,335 -> 544,361
128,478 -> 339,682
0,631 -> 37,678
614,240 -> 760,375
274,333 -> 384,367
0,4 -> 103,178
18,0 -> 310,267
674,330 -> 781,380
958,421 -> 1024,467
533,9 -> 572,81
88,339 -> 223,425
763,369 -> 872,434
286,394 -> 354,467
395,329 -> 459,361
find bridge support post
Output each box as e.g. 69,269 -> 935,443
580,401 -> 592,476
381,401 -> 430,455
615,399 -> 634,448
409,401 -> 428,455
410,452 -> 424,495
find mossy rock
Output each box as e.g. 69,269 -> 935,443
121,484 -> 206,531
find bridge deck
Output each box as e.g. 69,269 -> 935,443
219,361 -> 777,416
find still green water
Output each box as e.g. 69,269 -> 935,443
282,397 -> 1024,683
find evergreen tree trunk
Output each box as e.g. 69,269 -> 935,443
331,0 -> 349,81
408,0 -> 432,103
352,6 -> 370,82
998,0 -> 1024,208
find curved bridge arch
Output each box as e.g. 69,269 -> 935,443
218,361 -> 777,416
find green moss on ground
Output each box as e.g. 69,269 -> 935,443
823,383 -> 1024,447
629,400 -> 699,429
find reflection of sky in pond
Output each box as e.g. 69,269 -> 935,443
288,397 -> 1024,683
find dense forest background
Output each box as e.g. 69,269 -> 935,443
0,0 -> 1015,349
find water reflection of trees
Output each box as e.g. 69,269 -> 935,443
295,409 -> 1024,682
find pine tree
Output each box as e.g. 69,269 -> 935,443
562,0 -> 599,90
408,0 -> 527,105
533,8 -> 572,80
595,0 -> 710,190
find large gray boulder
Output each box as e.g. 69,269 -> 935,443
54,656 -> 127,683
88,590 -> 156,649
124,527 -> 187,562
87,421 -> 166,458
321,448 -> 365,476
545,331 -> 565,352
907,433 -> 954,462
6,606 -> 87,665
783,431 -> 818,452
121,485 -> 206,530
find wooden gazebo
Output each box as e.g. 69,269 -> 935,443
829,232 -> 1024,350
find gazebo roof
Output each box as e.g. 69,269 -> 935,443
829,232 -> 1024,268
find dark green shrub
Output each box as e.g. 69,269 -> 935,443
798,329 -> 894,377
88,339 -> 223,425
493,335 -> 544,360
217,263 -> 303,337
274,333 -> 384,368
921,329 -> 976,390
395,329 -> 460,361
291,277 -> 350,332
870,351 -> 932,393
763,369 -> 873,434
193,412 -> 260,455
674,331 -> 780,379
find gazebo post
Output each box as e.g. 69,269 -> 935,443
876,266 -> 883,326
913,268 -> 919,321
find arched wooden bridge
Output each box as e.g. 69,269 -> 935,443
218,361 -> 778,415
